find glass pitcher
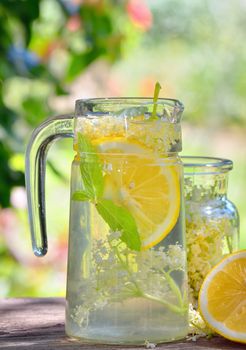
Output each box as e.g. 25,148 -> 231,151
182,156 -> 239,306
25,98 -> 188,344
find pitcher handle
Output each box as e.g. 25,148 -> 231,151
25,114 -> 74,256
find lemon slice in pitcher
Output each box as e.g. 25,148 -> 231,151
93,137 -> 180,249
199,250 -> 246,344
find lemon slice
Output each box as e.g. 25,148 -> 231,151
93,137 -> 180,249
199,250 -> 246,344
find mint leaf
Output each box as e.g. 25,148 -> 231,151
96,199 -> 141,251
72,190 -> 92,201
151,82 -> 162,120
77,133 -> 104,200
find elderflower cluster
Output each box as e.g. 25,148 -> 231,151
184,182 -> 235,305
188,304 -> 213,340
71,233 -> 187,328
186,214 -> 233,304
75,115 -> 180,154
144,340 -> 156,349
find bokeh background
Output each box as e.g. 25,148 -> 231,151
0,0 -> 245,297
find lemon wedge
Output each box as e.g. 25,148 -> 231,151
199,250 -> 246,344
93,137 -> 180,249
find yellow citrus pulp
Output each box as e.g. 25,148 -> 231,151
198,250 -> 246,344
92,137 -> 180,249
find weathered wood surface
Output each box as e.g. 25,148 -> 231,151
0,298 -> 244,350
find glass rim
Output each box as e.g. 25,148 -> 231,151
181,156 -> 233,172
75,97 -> 184,112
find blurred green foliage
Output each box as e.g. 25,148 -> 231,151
0,0 -> 125,208
0,0 -> 128,296
117,0 -> 246,126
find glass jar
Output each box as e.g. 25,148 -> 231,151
65,99 -> 189,344
182,156 -> 239,306
25,98 -> 189,344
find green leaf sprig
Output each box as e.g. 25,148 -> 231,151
72,133 -> 141,251
96,199 -> 141,251
150,81 -> 162,120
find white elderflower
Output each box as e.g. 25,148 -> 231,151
103,162 -> 113,172
189,304 -> 213,337
72,237 -> 187,330
71,305 -> 89,327
94,299 -> 108,309
167,244 -> 185,270
94,254 -> 103,264
144,340 -> 156,349
108,230 -> 122,241
129,181 -> 135,189
99,245 -> 108,256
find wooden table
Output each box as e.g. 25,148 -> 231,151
0,298 -> 244,349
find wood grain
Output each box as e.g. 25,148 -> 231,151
0,298 -> 244,350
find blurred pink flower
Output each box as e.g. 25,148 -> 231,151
72,0 -> 103,6
66,14 -> 81,32
0,207 -> 68,269
0,209 -> 17,234
107,78 -> 123,96
127,0 -> 152,31
0,208 -> 29,264
139,77 -> 156,96
10,187 -> 27,209
71,0 -> 83,4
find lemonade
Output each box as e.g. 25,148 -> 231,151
65,99 -> 189,344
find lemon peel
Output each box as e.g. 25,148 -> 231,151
199,250 -> 246,344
